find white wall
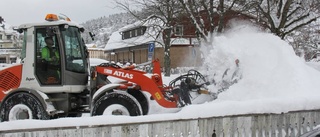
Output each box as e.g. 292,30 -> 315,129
1,109 -> 320,137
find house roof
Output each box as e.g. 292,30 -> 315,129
86,44 -> 104,50
0,23 -> 14,34
86,43 -> 96,48
104,17 -> 164,52
118,21 -> 144,32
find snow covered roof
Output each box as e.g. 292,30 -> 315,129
118,21 -> 144,32
104,17 -> 164,52
86,43 -> 99,49
0,23 -> 14,34
86,43 -> 95,48
85,44 -> 105,51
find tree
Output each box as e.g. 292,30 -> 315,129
177,0 -> 253,44
0,16 -> 4,24
81,12 -> 138,46
286,18 -> 320,61
178,0 -> 320,40
116,0 -> 183,76
248,0 -> 320,61
251,0 -> 320,39
176,0 -> 256,66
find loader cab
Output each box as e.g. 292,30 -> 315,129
33,25 -> 88,85
34,27 -> 61,85
18,15 -> 89,91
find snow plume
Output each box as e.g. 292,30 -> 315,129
191,23 -> 320,115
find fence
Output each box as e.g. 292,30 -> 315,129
1,109 -> 320,137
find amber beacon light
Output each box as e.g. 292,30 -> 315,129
45,14 -> 71,21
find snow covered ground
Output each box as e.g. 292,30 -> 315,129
1,24 -> 320,131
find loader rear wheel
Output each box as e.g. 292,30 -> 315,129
91,91 -> 142,116
0,92 -> 49,122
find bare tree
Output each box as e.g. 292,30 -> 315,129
285,17 -> 320,61
178,0 -> 320,41
0,16 -> 4,24
81,12 -> 138,46
178,0 -> 215,43
177,0 -> 253,44
116,0 -> 183,76
251,0 -> 320,39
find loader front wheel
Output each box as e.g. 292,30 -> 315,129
0,92 -> 49,122
127,89 -> 149,115
91,91 -> 142,116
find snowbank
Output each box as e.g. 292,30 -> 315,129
178,24 -> 320,117
89,58 -> 109,66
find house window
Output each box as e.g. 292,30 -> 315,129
122,31 -> 130,40
7,35 -> 11,40
174,25 -> 183,36
139,27 -> 146,36
0,34 -> 2,40
122,27 -> 147,40
135,29 -> 138,37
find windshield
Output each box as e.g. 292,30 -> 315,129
61,26 -> 87,73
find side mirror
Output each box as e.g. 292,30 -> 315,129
89,32 -> 95,41
79,27 -> 84,32
81,39 -> 89,58
15,28 -> 23,33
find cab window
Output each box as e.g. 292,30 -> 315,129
35,27 -> 61,85
61,26 -> 86,73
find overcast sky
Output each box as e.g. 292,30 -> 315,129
0,0 -> 123,26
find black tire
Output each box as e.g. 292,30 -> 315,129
0,92 -> 50,122
127,89 -> 149,115
91,91 -> 142,116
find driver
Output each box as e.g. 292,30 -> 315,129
41,37 -> 60,84
42,37 -> 59,64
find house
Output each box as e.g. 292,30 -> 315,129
0,23 -> 21,63
86,44 -> 108,59
104,10 -> 256,68
104,17 -> 165,65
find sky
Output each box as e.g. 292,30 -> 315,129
0,0 -> 122,26
1,24 -> 320,131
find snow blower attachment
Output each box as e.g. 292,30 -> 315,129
169,70 -> 212,107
